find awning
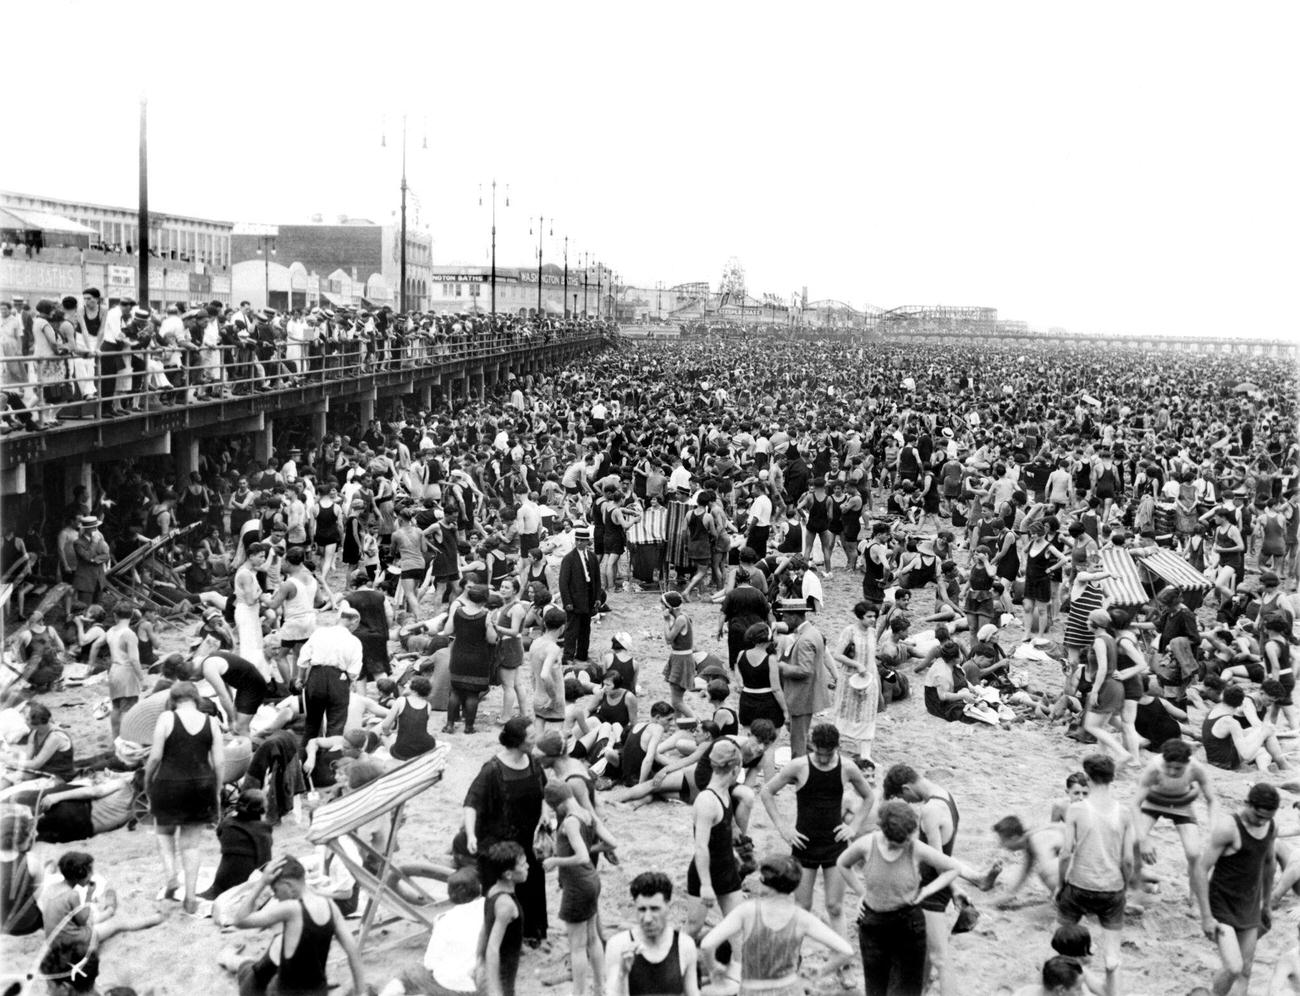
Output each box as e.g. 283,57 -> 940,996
321,291 -> 348,306
0,207 -> 36,231
1,207 -> 96,236
1100,547 -> 1149,607
1136,548 -> 1212,591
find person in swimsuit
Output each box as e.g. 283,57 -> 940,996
759,723 -> 875,943
189,649 -> 269,736
542,780 -> 617,996
884,764 -> 991,996
661,591 -> 697,725
104,604 -> 146,742
1133,738 -> 1216,922
1056,754 -> 1136,996
684,739 -> 753,978
1196,783 -> 1279,996
231,854 -> 366,996
699,853 -> 853,996
604,871 -> 700,996
476,841 -> 528,996
988,816 -> 1066,906
837,799 -> 965,996
379,675 -> 439,761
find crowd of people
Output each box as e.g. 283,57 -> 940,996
0,324 -> 1298,995
0,291 -> 607,432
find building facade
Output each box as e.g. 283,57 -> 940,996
1,190 -> 232,267
230,220 -> 431,312
427,263 -> 618,318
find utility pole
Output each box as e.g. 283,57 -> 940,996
562,235 -> 568,320
581,253 -> 589,317
137,97 -> 149,305
596,264 -> 603,319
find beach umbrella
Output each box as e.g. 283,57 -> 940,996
1233,381 -> 1259,393
1082,394 -> 1102,407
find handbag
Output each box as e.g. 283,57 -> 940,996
532,818 -> 556,860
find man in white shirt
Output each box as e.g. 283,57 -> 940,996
667,458 -> 693,495
299,605 -> 364,738
380,868 -> 484,996
96,296 -> 131,416
744,480 -> 773,554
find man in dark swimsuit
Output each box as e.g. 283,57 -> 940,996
604,871 -> 700,996
1196,782 -> 1278,996
884,764 -> 984,996
758,723 -> 875,941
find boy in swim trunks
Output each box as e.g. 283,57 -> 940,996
1133,738 -> 1216,922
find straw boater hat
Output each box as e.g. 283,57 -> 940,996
777,598 -> 812,615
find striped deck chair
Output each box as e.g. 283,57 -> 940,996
306,744 -> 450,950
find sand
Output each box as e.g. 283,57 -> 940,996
3,565 -> 1298,996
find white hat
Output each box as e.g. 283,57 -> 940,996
977,623 -> 999,642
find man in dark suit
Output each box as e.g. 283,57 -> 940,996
559,525 -> 602,664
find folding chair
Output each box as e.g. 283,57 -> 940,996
306,744 -> 450,951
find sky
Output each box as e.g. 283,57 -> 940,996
6,1 -> 1298,337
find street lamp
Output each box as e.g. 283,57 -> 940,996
581,252 -> 589,318
255,236 -> 277,309
562,235 -> 569,320
529,216 -> 551,320
595,263 -> 603,319
479,180 -> 509,315
382,114 -> 426,312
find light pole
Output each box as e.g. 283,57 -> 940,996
256,235 -> 277,309
137,97 -> 150,306
581,252 -> 589,318
382,114 -> 426,312
562,235 -> 569,320
529,217 -> 551,320
479,180 -> 508,315
656,281 -> 663,321
595,264 -> 603,319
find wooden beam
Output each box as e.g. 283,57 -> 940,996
191,414 -> 265,436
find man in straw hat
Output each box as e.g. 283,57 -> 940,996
559,525 -> 602,665
776,598 -> 832,757
71,514 -> 110,607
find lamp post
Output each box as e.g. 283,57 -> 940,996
595,264 -> 603,319
382,114 -> 426,313
581,252 -> 589,318
137,97 -> 149,306
479,180 -> 509,315
529,217 -> 550,320
256,235 -> 277,309
562,235 -> 568,320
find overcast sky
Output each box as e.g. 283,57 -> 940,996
8,1 -> 1297,336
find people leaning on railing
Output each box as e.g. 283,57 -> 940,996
0,296 -> 611,434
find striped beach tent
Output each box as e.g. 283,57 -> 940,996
307,745 -> 450,949
1135,548 -> 1212,593
1100,548 -> 1150,608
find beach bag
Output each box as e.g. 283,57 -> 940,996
532,817 -> 556,861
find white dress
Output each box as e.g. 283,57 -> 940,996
832,624 -> 879,758
234,566 -> 270,679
